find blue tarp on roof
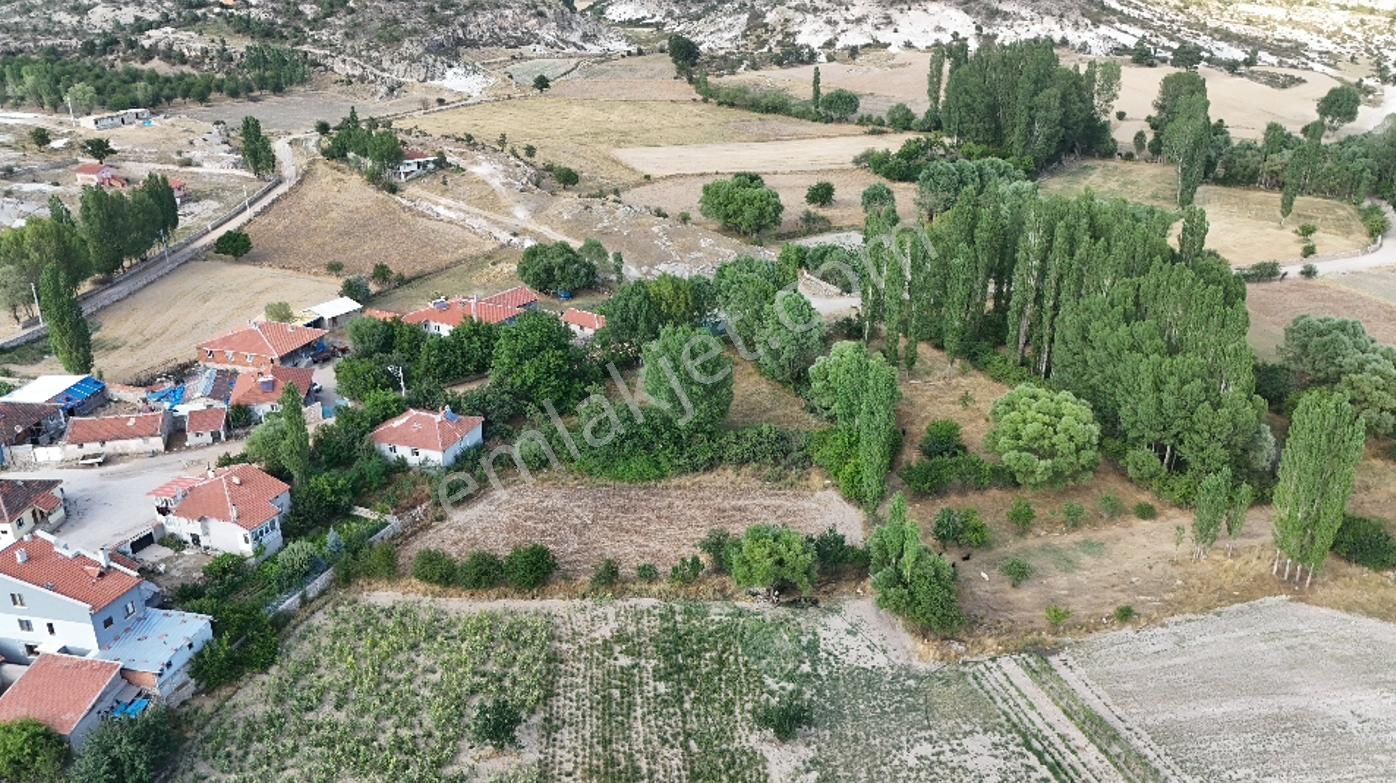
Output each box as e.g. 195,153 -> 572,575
147,384 -> 185,409
52,376 -> 106,411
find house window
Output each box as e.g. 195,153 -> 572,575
45,623 -> 54,635
411,448 -> 420,457
389,445 -> 397,454
102,616 -> 113,629
23,644 -> 38,658
205,350 -> 213,359
224,351 -> 233,361
124,601 -> 136,618
17,619 -> 32,632
9,593 -> 23,608
243,534 -> 250,544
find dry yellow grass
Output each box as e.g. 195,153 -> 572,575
1042,160 -> 1368,265
1246,280 -> 1396,359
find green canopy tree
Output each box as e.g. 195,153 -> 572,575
0,718 -> 66,783
38,264 -> 92,373
986,385 -> 1101,488
213,230 -> 252,259
726,525 -> 817,595
517,241 -> 597,294
491,310 -> 593,409
1272,391 -> 1365,586
240,115 -> 276,177
641,325 -> 732,429
1316,85 -> 1361,133
66,708 -> 178,783
756,291 -> 825,385
820,88 -> 860,120
868,494 -> 964,634
699,174 -> 784,236
279,382 -> 312,486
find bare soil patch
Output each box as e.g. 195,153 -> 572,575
613,133 -> 920,178
624,170 -> 918,232
549,54 -> 695,101
241,161 -> 497,278
1042,160 -> 1368,265
179,85 -> 440,133
1244,279 -> 1396,359
718,50 -> 936,117
404,476 -> 864,577
1321,265 -> 1396,309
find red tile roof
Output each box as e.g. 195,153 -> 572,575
147,476 -> 203,500
0,402 -> 61,446
372,408 -> 482,453
403,148 -> 433,161
75,163 -> 111,176
402,298 -> 523,328
481,285 -> 539,310
185,407 -> 227,434
0,536 -> 141,611
0,654 -> 121,736
561,308 -> 606,331
363,308 -> 400,322
197,322 -> 326,362
229,366 -> 314,408
65,411 -> 168,445
0,479 -> 62,525
170,464 -> 289,532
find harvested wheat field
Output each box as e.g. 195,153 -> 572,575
1245,280 -> 1396,359
613,133 -> 920,178
719,50 -> 937,117
407,477 -> 863,577
1042,160 -> 1368,265
1067,598 -> 1396,782
408,97 -> 868,186
241,161 -> 497,278
547,53 -> 697,101
624,170 -> 918,232
89,259 -> 338,383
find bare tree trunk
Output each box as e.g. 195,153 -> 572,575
1283,559 -> 1292,581
1305,569 -> 1313,589
1272,550 -> 1280,574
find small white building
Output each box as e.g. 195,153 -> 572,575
371,408 -> 483,468
63,411 -> 172,460
395,149 -> 438,181
80,108 -> 151,131
150,465 -> 290,559
303,296 -> 363,331
184,407 -> 228,447
561,307 -> 607,343
0,479 -> 65,547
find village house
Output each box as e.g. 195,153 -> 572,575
1,375 -> 108,416
228,365 -> 315,422
482,285 -> 540,311
0,654 -> 125,747
303,296 -> 363,331
150,464 -> 290,559
371,408 -> 483,468
63,411 -> 172,459
79,108 -> 151,131
197,321 -> 328,370
0,532 -> 212,702
184,407 -> 228,446
0,402 -> 66,466
74,163 -> 129,190
0,479 -> 65,546
562,307 -> 607,343
402,297 -> 525,337
395,149 -> 439,181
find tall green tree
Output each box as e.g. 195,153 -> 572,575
1179,205 -> 1209,262
1163,93 -> 1211,206
726,525 -> 817,595
1191,468 -> 1231,559
756,291 -> 825,385
240,115 -> 276,177
811,65 -> 821,105
868,494 -> 964,634
38,265 -> 92,373
78,185 -> 129,276
1272,391 -> 1366,585
279,382 -> 312,486
986,384 -> 1101,488
1316,85 -> 1361,133
641,325 -> 732,429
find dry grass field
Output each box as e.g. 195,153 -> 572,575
612,133 -> 919,178
1321,265 -> 1396,309
406,97 -> 869,186
548,53 -> 697,101
240,161 -> 498,278
623,170 -> 918,232
727,354 -> 827,430
406,476 -> 863,577
1042,160 -> 1368,265
365,248 -> 525,313
1245,280 -> 1396,359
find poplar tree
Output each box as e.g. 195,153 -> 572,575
279,383 -> 312,486
868,493 -> 964,634
38,265 -> 92,373
1191,468 -> 1230,559
811,65 -> 821,105
1179,205 -> 1208,262
926,46 -> 945,121
1163,93 -> 1211,206
1272,391 -> 1365,586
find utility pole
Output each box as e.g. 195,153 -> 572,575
31,283 -> 42,326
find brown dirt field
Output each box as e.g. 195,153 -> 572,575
549,54 -> 696,102
893,344 -> 1012,470
1042,160 -> 1368,265
406,98 -> 870,186
612,132 -> 921,178
623,170 -> 918,233
403,475 -> 864,577
241,161 -> 498,278
719,50 -> 936,117
727,355 -> 827,430
1244,279 -> 1396,359
1321,265 -> 1396,308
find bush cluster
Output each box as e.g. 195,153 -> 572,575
410,545 -> 557,591
932,507 -> 991,548
1331,515 -> 1396,571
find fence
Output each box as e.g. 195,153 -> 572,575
0,175 -> 282,351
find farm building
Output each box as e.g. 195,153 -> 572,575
150,465 -> 290,559
64,411 -> 173,459
197,321 -> 328,370
73,163 -> 128,189
228,365 -> 315,422
79,108 -> 151,130
1,375 -> 108,416
402,297 -> 525,336
169,179 -> 189,203
303,296 -> 363,331
0,402 -> 66,465
184,407 -> 228,446
562,308 -> 606,342
0,479 -> 65,546
371,408 -> 483,468
0,654 -> 125,747
395,149 -> 439,180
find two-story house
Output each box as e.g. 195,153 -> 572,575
197,321 -> 328,371
228,365 -> 315,422
0,533 -> 212,699
0,479 -> 66,546
150,465 -> 290,559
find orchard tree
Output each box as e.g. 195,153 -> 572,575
82,137 -> 115,162
986,384 -> 1101,488
28,127 -> 50,148
1272,390 -> 1366,586
641,325 -> 733,429
491,310 -> 593,408
699,174 -> 784,236
38,265 -> 93,373
726,525 -> 818,595
517,241 -> 597,293
1316,85 -> 1361,133
820,88 -> 860,120
805,181 -> 835,207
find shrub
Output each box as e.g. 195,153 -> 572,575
919,419 -> 965,459
805,181 -> 835,207
0,718 -> 67,783
1045,606 -> 1072,628
699,529 -> 733,574
669,555 -> 703,585
1062,502 -> 1086,529
726,525 -> 817,593
1296,223 -> 1318,238
504,544 -> 557,590
1097,494 -> 1125,519
1007,498 -> 1035,534
932,507 -> 990,548
1113,605 -> 1136,623
1331,514 -> 1396,570
1133,502 -> 1158,520
411,548 -> 458,587
458,551 -> 505,589
1123,448 -> 1165,485
999,558 -> 1034,587
1300,263 -> 1318,278
591,558 -> 621,589
899,454 -> 1011,497
1300,242 -> 1317,258
635,563 -> 659,582
470,699 -> 523,749
809,528 -> 869,577
326,261 -> 345,275
754,691 -> 813,741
